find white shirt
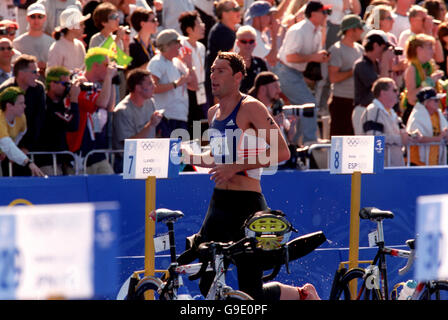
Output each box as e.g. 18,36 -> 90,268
397,29 -> 413,51
148,54 -> 189,122
180,37 -> 206,83
321,0 -> 345,25
162,0 -> 195,33
253,29 -> 270,59
391,12 -> 410,40
278,19 -> 322,72
47,37 -> 86,71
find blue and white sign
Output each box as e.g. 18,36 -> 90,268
415,194 -> 448,282
330,136 -> 384,174
0,202 -> 119,299
123,138 -> 181,179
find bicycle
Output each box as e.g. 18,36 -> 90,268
329,207 -> 448,300
125,208 -> 327,300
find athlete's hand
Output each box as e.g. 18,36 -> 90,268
209,164 -> 238,185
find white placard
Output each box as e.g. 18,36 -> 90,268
330,136 -> 384,174
123,138 -> 180,179
154,233 -> 170,253
415,194 -> 448,282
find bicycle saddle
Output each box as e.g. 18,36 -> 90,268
155,208 -> 184,223
359,207 -> 394,220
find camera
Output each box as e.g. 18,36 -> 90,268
272,101 -> 315,117
393,46 -> 403,56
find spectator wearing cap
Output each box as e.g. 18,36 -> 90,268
244,0 -> 280,67
13,3 -> 55,79
327,14 -> 364,136
360,77 -> 408,167
148,29 -> 198,138
12,0 -> 37,36
47,5 -> 89,72
352,29 -> 395,134
0,20 -> 19,43
275,1 -> 331,145
406,86 -> 448,165
37,0 -> 82,36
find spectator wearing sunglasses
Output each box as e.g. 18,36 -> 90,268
39,66 -> 80,175
235,25 -> 268,93
37,0 -> 82,36
0,20 -> 19,42
0,38 -> 14,86
13,3 -> 55,79
0,54 -> 47,176
89,2 -> 130,53
127,7 -> 159,71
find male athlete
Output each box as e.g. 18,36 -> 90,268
181,51 -> 320,300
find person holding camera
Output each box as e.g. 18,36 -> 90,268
327,14 -> 364,136
66,47 -> 117,174
275,1 -> 331,145
352,29 -> 395,135
39,66 -> 80,175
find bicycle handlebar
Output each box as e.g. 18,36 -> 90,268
398,239 -> 416,276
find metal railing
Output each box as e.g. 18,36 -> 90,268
82,149 -> 123,174
303,141 -> 448,169
7,151 -> 79,177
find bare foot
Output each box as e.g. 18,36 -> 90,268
298,283 -> 321,300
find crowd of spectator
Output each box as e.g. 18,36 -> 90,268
1,0 -> 448,176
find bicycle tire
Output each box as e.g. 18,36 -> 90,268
330,267 -> 382,300
419,281 -> 448,300
223,290 -> 254,300
134,276 -> 163,300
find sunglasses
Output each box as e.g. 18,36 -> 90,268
0,28 -> 17,36
224,6 -> 241,12
108,13 -> 120,20
239,39 -> 255,44
147,17 -> 158,23
29,14 -> 45,19
0,46 -> 13,51
55,81 -> 70,87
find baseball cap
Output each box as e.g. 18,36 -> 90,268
244,1 -> 277,24
59,6 -> 90,30
156,29 -> 180,48
417,87 -> 446,103
305,1 -> 332,17
0,20 -> 19,29
363,29 -> 390,46
27,3 -> 46,16
338,14 -> 365,36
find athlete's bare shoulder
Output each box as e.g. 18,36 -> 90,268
207,104 -> 219,124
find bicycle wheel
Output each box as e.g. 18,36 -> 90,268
134,276 -> 163,300
419,281 -> 448,300
222,290 -> 254,300
330,268 -> 382,300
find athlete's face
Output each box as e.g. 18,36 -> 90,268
210,58 -> 239,99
